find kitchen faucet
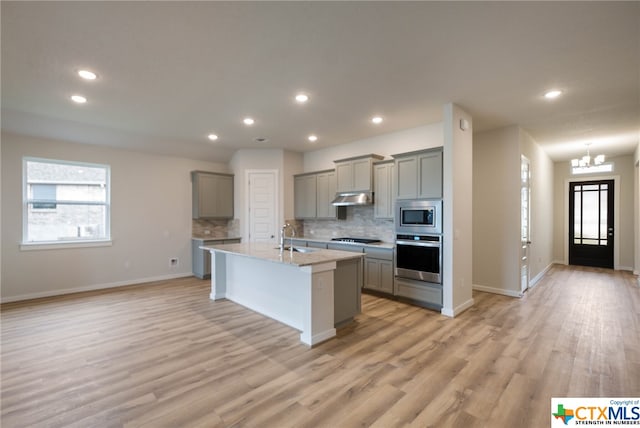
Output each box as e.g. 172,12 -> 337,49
279,223 -> 295,254
279,223 -> 296,255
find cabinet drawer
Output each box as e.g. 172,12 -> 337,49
307,241 -> 328,249
395,278 -> 442,309
289,239 -> 308,247
364,247 -> 393,260
327,243 -> 365,253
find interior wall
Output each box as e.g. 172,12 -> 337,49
229,148 -> 285,242
635,143 -> 640,276
442,103 -> 474,316
520,129 -> 555,284
472,126 -> 521,296
1,131 -> 228,302
553,154 -> 636,270
303,123 -> 443,172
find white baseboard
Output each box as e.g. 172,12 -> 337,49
529,263 -> 554,289
472,284 -> 523,298
0,272 -> 193,303
616,265 -> 634,272
552,259 -> 566,265
441,297 -> 475,318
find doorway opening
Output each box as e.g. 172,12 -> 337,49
520,155 -> 531,293
568,179 -> 614,269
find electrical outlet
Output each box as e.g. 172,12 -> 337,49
170,258 -> 178,267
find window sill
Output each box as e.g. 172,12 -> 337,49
20,239 -> 113,251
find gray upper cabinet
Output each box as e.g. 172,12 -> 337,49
393,148 -> 443,199
373,160 -> 394,219
294,169 -> 336,220
335,154 -> 383,193
316,170 -> 337,219
192,171 -> 234,219
294,173 -> 317,219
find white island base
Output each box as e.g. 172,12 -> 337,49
209,249 -> 341,346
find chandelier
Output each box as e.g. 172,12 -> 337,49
571,143 -> 605,168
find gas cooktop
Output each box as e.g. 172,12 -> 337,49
331,237 -> 382,244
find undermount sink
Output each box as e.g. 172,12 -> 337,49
275,246 -> 318,253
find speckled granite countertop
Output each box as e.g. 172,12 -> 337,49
200,242 -> 364,267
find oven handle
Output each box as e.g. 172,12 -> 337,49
396,239 -> 441,248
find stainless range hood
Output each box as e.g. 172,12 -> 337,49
331,192 -> 374,206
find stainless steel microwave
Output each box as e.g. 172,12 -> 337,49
395,199 -> 442,235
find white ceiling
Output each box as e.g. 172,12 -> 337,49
2,2 -> 638,164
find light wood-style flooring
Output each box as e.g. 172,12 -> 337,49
1,265 -> 639,427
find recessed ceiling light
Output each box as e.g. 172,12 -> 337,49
70,95 -> 87,104
243,117 -> 255,126
207,134 -> 218,141
544,89 -> 563,99
295,93 -> 309,103
371,116 -> 383,124
308,135 -> 318,142
254,137 -> 269,143
78,69 -> 97,80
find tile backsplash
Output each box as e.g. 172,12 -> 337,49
192,218 -> 239,238
302,206 -> 394,243
192,207 -> 393,242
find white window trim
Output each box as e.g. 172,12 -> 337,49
20,240 -> 113,251
22,157 -> 111,247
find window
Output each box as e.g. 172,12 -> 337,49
571,162 -> 613,175
32,184 -> 57,209
23,158 -> 111,246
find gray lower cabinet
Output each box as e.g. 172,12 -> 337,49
363,247 -> 394,294
394,277 -> 442,310
192,238 -> 241,279
327,242 -> 365,253
307,241 -> 328,249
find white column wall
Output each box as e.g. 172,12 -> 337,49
442,103 -> 474,316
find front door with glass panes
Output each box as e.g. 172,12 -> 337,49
568,180 -> 614,268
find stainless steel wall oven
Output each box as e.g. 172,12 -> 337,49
395,234 -> 441,284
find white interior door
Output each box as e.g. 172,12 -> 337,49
247,170 -> 277,243
520,155 -> 531,293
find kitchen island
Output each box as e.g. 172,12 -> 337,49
201,242 -> 363,346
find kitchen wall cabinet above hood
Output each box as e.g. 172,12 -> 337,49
331,154 -> 383,206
